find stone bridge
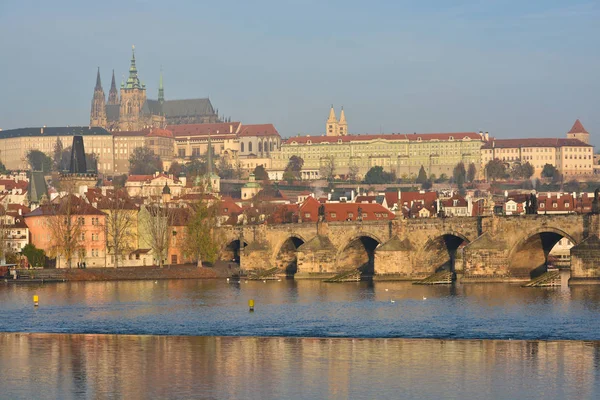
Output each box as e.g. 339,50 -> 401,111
220,214 -> 600,282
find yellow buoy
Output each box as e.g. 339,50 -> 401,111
248,299 -> 254,312
33,295 -> 39,307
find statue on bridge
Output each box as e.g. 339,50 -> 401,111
525,193 -> 538,215
318,203 -> 326,222
592,188 -> 600,214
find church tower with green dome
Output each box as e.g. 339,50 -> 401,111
119,46 -> 148,131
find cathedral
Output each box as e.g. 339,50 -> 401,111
90,46 -> 221,131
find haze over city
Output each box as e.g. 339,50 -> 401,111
0,0 -> 598,143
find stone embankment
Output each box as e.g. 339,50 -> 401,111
5,264 -> 234,283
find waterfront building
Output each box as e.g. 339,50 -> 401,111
270,132 -> 485,180
0,208 -> 29,254
481,120 -> 593,178
90,47 -> 220,131
24,195 -> 107,268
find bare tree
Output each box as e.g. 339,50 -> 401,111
141,204 -> 173,268
319,156 -> 335,182
46,194 -> 84,269
104,190 -> 137,268
348,164 -> 360,182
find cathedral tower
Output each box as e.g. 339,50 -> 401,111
90,68 -> 107,127
119,46 -> 147,131
567,119 -> 590,144
108,69 -> 119,105
326,105 -> 338,136
338,106 -> 348,136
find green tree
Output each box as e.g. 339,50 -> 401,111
541,164 -> 560,180
453,162 -> 466,187
182,199 -> 222,267
253,165 -> 269,181
485,159 -> 507,181
511,162 -> 535,180
129,147 -> 162,175
364,166 -> 396,184
416,166 -> 428,184
112,174 -> 127,189
563,179 -> 580,192
437,173 -> 449,183
0,159 -> 7,174
26,150 -> 52,172
467,163 -> 477,183
168,161 -> 184,177
52,137 -> 63,172
285,156 -> 304,180
21,244 -> 46,268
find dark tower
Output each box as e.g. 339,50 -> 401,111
69,136 -> 87,174
90,68 -> 107,127
108,69 -> 119,105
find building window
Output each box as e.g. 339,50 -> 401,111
241,142 -> 245,152
178,148 -> 185,157
259,142 -> 263,152
249,142 -> 253,152
304,213 -> 310,218
78,217 -> 85,225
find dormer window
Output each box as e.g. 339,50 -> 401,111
417,137 -> 422,142
307,140 -> 312,145
449,136 -> 454,141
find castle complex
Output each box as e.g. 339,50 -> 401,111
90,47 -> 220,131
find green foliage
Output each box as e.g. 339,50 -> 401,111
112,174 -> 127,189
52,137 -> 63,171
26,150 -> 52,172
168,161 -> 184,177
0,159 -> 7,174
21,244 -> 46,268
183,201 -> 222,266
284,156 -> 304,181
541,164 -> 560,181
253,165 -> 269,181
129,147 -> 163,175
185,158 -> 207,180
436,173 -> 449,183
416,166 -> 428,184
453,162 -> 466,187
364,166 -> 396,184
511,162 -> 535,180
563,180 -> 580,192
467,163 -> 477,183
485,159 -> 507,181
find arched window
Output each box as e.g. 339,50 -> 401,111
241,142 -> 245,152
259,141 -> 263,153
270,141 -> 274,152
126,101 -> 132,115
249,142 -> 253,152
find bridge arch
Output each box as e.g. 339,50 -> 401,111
415,232 -> 471,275
508,227 -> 577,279
223,239 -> 248,264
272,234 -> 308,276
336,232 -> 383,277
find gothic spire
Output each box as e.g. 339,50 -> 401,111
108,69 -> 119,105
339,106 -> 346,124
124,45 -> 143,90
327,104 -> 337,122
158,67 -> 164,103
95,67 -> 102,90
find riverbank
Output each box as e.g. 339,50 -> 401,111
3,264 -> 233,283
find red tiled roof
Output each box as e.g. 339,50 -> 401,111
238,124 -> 280,138
399,191 -> 438,207
146,128 -> 173,138
298,198 -> 394,222
0,179 -> 28,191
284,132 -> 482,145
568,119 -> 589,134
440,194 -> 468,208
482,138 -> 592,149
167,122 -> 241,137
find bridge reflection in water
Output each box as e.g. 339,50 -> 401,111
223,214 -> 600,283
1,333 -> 599,399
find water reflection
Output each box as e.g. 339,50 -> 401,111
1,333 -> 599,400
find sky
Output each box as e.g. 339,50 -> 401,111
0,0 -> 598,144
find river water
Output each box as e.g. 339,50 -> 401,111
2,280 -> 600,398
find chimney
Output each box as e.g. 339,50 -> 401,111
230,125 -> 233,134
485,132 -> 489,141
18,208 -> 22,216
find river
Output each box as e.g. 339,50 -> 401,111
2,280 -> 600,398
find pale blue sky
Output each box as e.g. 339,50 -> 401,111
0,0 -> 598,144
